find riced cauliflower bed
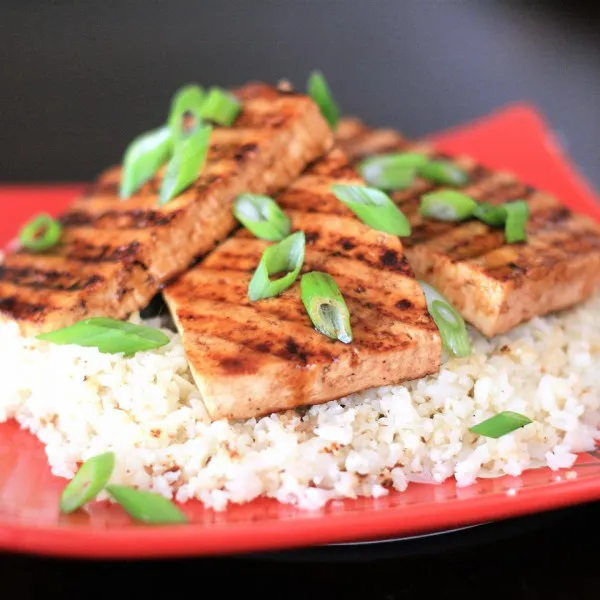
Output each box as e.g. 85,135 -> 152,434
1,296 -> 599,511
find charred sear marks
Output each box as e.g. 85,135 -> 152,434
379,250 -> 413,275
0,265 -> 103,292
305,231 -> 320,244
61,209 -> 181,230
396,299 -> 413,310
65,240 -> 142,264
208,142 -> 259,163
284,337 -> 308,363
0,296 -> 47,321
339,237 -> 356,251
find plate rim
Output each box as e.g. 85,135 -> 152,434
1,473 -> 599,558
1,103 -> 599,559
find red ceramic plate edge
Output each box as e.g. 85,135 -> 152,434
1,103 -> 599,559
1,476 -> 599,559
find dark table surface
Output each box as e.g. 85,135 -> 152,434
2,501 -> 598,599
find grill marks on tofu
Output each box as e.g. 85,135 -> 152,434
164,149 -> 441,421
0,83 -> 333,335
338,117 -> 600,336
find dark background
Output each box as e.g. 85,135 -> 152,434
1,0 -> 599,189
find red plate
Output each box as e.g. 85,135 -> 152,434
1,104 -> 599,559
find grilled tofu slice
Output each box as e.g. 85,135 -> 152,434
0,83 -> 333,336
337,118 -> 600,336
164,149 -> 441,421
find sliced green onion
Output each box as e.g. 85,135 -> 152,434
419,281 -> 471,357
106,484 -> 187,524
19,213 -> 62,252
473,200 -> 529,243
417,160 -> 469,186
59,452 -> 115,514
301,272 -> 352,343
167,84 -> 205,145
331,184 -> 411,236
37,317 -> 170,355
469,411 -> 532,439
248,231 -> 305,301
307,70 -> 340,131
199,87 -> 241,127
159,124 -> 212,206
233,194 -> 290,241
358,153 -> 428,191
119,125 -> 172,199
504,200 -> 529,243
473,202 -> 506,227
419,190 -> 478,222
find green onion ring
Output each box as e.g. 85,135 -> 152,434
301,271 -> 352,343
19,213 -> 62,252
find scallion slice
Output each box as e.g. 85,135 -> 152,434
419,281 -> 471,357
233,193 -> 291,241
167,84 -> 205,145
199,87 -> 241,127
473,200 -> 529,243
301,271 -> 352,343
307,70 -> 340,131
106,484 -> 187,524
417,160 -> 469,186
473,202 -> 506,227
358,153 -> 428,191
419,190 -> 478,222
36,317 -> 170,355
59,452 -> 115,514
19,213 -> 62,252
248,231 -> 306,301
119,125 -> 172,199
331,184 -> 411,236
504,200 -> 529,243
159,124 -> 212,206
469,411 -> 532,439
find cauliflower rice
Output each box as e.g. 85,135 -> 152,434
1,295 -> 599,511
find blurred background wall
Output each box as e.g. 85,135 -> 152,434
1,0 -> 599,188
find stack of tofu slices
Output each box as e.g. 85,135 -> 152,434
3,81 -> 600,421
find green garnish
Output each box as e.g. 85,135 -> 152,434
19,214 -> 62,252
248,231 -> 305,301
473,200 -> 529,243
419,190 -> 478,222
200,87 -> 241,127
420,186 -> 530,244
59,452 -> 115,514
307,70 -> 340,130
417,160 -> 469,186
473,202 -> 506,227
159,124 -> 212,206
119,126 -> 172,199
469,411 -> 532,439
503,201 -> 529,243
106,485 -> 187,524
37,317 -> 170,355
233,193 -> 291,241
419,280 -> 471,357
331,184 -> 411,236
167,84 -> 205,145
301,271 -> 352,343
358,153 -> 429,191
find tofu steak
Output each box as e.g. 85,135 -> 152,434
0,83 -> 333,335
164,149 -> 441,421
337,118 -> 600,337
